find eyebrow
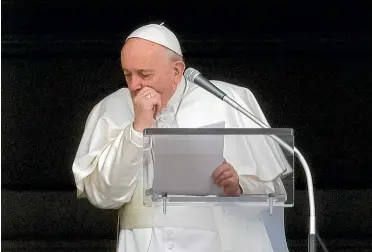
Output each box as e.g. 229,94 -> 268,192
138,69 -> 154,74
123,68 -> 155,74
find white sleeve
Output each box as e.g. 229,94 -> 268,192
239,175 -> 286,196
72,103 -> 147,209
239,175 -> 275,194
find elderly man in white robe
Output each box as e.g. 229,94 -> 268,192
72,23 -> 291,252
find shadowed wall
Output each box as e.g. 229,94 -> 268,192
2,1 -> 372,251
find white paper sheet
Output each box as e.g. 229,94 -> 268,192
152,121 -> 225,196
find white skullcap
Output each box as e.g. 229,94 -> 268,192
126,23 -> 183,56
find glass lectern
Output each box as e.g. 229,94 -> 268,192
142,127 -> 294,252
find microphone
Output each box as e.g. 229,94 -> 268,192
184,67 -> 272,130
184,67 -> 317,252
184,68 -> 226,100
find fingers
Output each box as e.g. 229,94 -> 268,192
223,182 -> 241,196
220,176 -> 239,187
219,175 -> 240,196
211,164 -> 228,181
136,87 -> 158,101
132,87 -> 162,132
212,160 -> 232,181
212,161 -> 240,196
214,169 -> 234,186
148,93 -> 162,116
211,161 -> 240,196
137,87 -> 155,97
134,88 -> 162,111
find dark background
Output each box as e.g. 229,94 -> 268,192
2,1 -> 372,251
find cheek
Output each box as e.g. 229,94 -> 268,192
157,81 -> 169,93
146,77 -> 166,93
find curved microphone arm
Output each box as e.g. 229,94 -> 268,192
185,67 -> 316,251
224,96 -> 316,252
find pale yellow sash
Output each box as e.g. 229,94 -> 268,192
119,176 -> 153,229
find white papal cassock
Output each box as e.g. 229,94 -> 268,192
72,76 -> 291,252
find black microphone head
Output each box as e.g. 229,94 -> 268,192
184,67 -> 201,83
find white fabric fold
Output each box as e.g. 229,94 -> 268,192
72,78 -> 291,252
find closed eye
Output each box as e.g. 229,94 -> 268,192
139,73 -> 152,79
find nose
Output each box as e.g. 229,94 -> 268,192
127,74 -> 142,91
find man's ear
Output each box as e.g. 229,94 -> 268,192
173,61 -> 186,83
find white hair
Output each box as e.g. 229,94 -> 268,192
164,48 -> 184,62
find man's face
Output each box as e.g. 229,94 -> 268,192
121,38 -> 177,109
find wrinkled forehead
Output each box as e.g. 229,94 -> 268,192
121,38 -> 170,71
122,38 -> 167,60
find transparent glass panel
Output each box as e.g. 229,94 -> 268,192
143,128 -> 294,208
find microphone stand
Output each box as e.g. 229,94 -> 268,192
223,95 -> 317,252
